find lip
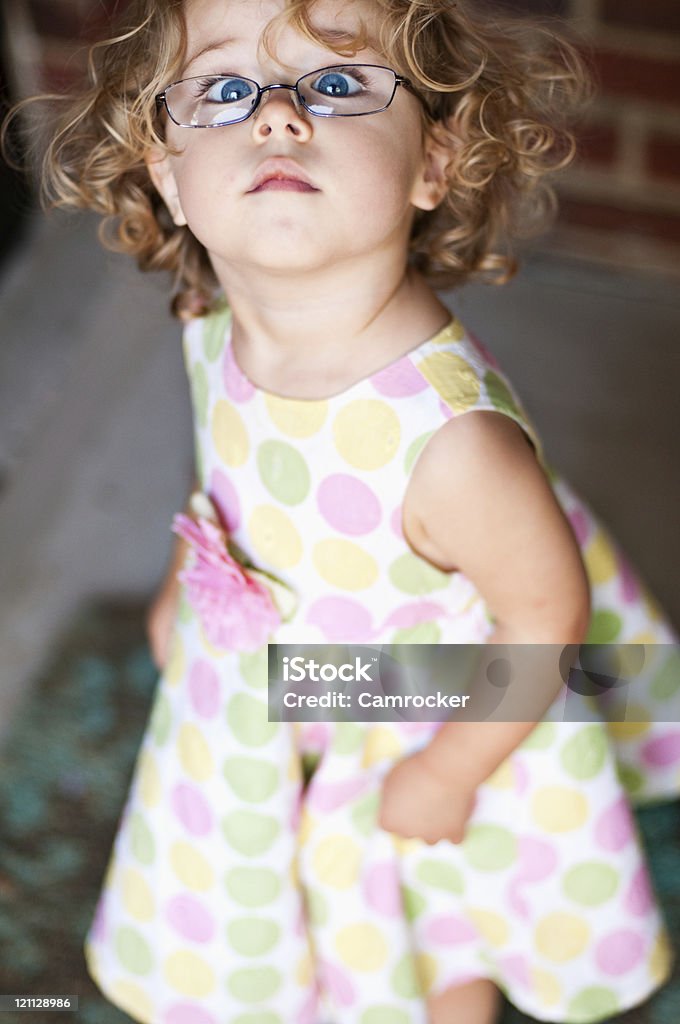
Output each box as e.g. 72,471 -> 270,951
247,158 -> 319,194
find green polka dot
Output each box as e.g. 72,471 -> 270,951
586,610 -> 623,644
226,867 -> 281,908
362,1008 -> 411,1024
617,761 -> 644,797
351,792 -> 379,837
227,918 -> 280,957
238,648 -> 268,690
391,953 -> 420,999
485,370 -> 520,418
233,1014 -> 283,1024
305,888 -> 329,926
651,650 -> 680,701
561,725 -> 607,780
521,721 -> 557,750
415,860 -> 464,894
227,694 -> 279,747
190,362 -> 209,428
203,307 -> 229,361
563,863 -> 619,906
222,811 -> 279,856
150,693 -> 171,746
115,926 -> 153,975
463,825 -> 516,871
404,431 -> 435,476
389,552 -> 450,595
401,885 -> 427,921
332,722 -> 364,755
228,966 -> 281,1003
257,441 -> 310,505
223,757 -> 279,803
177,592 -> 192,624
392,621 -> 442,644
129,812 -> 155,865
567,987 -> 618,1019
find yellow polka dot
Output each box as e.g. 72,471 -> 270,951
298,807 -> 316,847
295,950 -> 314,986
164,950 -> 216,997
361,727 -> 404,767
249,505 -> 303,569
312,835 -> 361,889
535,912 -> 590,962
531,786 -> 588,832
333,400 -> 401,470
138,750 -> 161,808
165,633 -> 186,687
485,759 -> 514,790
170,841 -> 214,892
335,923 -> 389,971
606,705 -> 651,741
287,748 -> 301,782
649,928 -> 673,985
265,396 -> 328,437
642,589 -> 662,622
582,529 -> 617,585
177,723 -> 214,781
531,967 -> 562,1008
122,869 -> 154,923
391,834 -> 420,857
431,320 -> 465,344
107,979 -> 154,1021
198,630 -> 229,658
313,538 -> 378,590
212,401 -> 249,466
416,352 -> 481,413
415,953 -> 438,995
629,631 -> 657,645
467,908 -> 509,947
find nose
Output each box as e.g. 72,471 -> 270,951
251,84 -> 313,141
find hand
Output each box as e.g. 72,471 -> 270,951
377,750 -> 477,846
145,574 -> 181,671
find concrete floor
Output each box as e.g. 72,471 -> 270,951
1,210 -> 679,742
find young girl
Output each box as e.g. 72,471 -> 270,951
13,0 -> 680,1021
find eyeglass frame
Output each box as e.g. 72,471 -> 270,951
154,63 -> 431,128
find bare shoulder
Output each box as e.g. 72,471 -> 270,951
402,411 -> 590,639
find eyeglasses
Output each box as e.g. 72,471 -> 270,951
155,63 -> 427,128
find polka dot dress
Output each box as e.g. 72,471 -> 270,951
85,303 -> 680,1024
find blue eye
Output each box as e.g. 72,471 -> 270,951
203,77 -> 254,104
312,70 -> 365,98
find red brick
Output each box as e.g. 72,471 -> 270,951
589,47 -> 680,107
557,196 -> 680,245
601,0 -> 680,35
574,122 -> 618,167
646,132 -> 680,184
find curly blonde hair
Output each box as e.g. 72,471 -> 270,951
4,0 -> 593,319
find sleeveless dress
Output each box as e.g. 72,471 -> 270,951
84,302 -> 680,1024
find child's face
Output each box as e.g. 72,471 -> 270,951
148,0 -> 447,285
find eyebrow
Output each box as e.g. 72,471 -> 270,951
184,27 -> 369,73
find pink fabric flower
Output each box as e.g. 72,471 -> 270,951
172,513 -> 281,652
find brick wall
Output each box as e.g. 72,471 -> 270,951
8,0 -> 680,276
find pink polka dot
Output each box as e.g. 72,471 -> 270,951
371,356 -> 430,397
164,1003 -> 218,1024
567,507 -> 590,546
165,894 -> 216,943
594,796 -> 635,852
641,731 -> 680,767
425,914 -> 478,945
390,504 -> 404,540
517,836 -> 558,883
90,896 -> 107,941
439,397 -> 454,420
306,597 -> 375,642
296,986 -> 321,1024
363,862 -> 401,917
316,474 -> 381,535
188,660 -> 220,718
596,930 -> 645,975
469,331 -> 501,370
499,953 -> 531,988
381,601 -> 447,631
223,341 -> 255,402
171,782 -> 214,836
506,879 -> 530,919
616,549 -> 640,604
209,469 -> 241,532
307,775 -> 371,813
625,865 -> 654,917
513,757 -> 530,796
319,960 -> 356,1007
297,722 -> 332,752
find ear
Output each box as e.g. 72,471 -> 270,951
144,145 -> 188,226
410,121 -> 459,212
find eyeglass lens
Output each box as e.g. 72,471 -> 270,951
164,65 -> 397,126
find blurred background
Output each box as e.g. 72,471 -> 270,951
0,1 -> 679,1021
